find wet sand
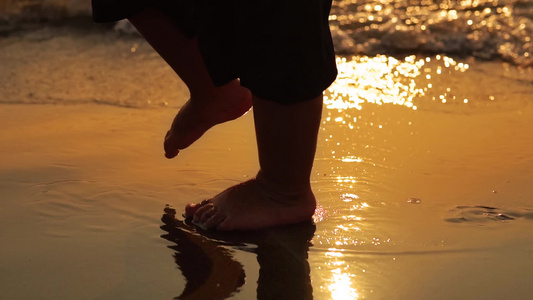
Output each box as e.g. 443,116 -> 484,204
1,24 -> 532,299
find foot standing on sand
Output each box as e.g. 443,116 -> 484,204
92,0 -> 337,230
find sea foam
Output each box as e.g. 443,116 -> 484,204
330,0 -> 532,66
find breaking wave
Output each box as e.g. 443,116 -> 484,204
330,0 -> 533,66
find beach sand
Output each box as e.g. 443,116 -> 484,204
1,23 -> 532,300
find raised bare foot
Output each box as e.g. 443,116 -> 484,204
164,80 -> 252,158
184,175 -> 317,231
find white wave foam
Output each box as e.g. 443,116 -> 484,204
330,0 -> 533,66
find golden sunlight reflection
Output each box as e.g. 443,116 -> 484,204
329,268 -> 359,300
313,54 -> 478,300
351,202 -> 370,210
341,156 -> 363,163
324,55 -> 469,111
341,193 -> 359,202
324,249 -> 360,300
326,248 -> 345,258
336,175 -> 357,184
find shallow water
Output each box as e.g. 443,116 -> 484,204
330,0 -> 533,66
1,22 -> 533,300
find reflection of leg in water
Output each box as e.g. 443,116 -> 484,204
255,222 -> 315,300
162,208 -> 315,300
161,208 -> 245,300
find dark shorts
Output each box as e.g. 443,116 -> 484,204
92,0 -> 337,104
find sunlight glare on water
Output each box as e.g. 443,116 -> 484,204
324,55 -> 470,111
312,51 -> 533,299
325,250 -> 360,300
326,55 -> 424,110
316,54 -> 474,255
329,268 -> 359,300
312,54 -> 475,298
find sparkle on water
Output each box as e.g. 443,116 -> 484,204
317,54 -> 471,299
322,248 -> 360,300
324,54 -> 469,111
329,267 -> 359,300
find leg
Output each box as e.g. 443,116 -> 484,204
128,7 -> 252,158
186,94 -> 323,231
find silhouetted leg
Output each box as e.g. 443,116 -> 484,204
186,95 -> 323,231
128,7 -> 252,158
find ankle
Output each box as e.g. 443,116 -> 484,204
189,86 -> 217,104
255,170 -> 313,201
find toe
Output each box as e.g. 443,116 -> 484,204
164,132 -> 180,159
165,150 -> 179,159
193,203 -> 213,222
199,206 -> 217,223
184,199 -> 211,217
203,212 -> 226,230
184,203 -> 199,217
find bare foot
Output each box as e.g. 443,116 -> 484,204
184,176 -> 317,231
164,80 -> 252,158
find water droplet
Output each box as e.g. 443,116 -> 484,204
407,198 -> 421,204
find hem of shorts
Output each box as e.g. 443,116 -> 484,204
240,69 -> 338,105
92,13 -> 131,23
91,2 -> 146,23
